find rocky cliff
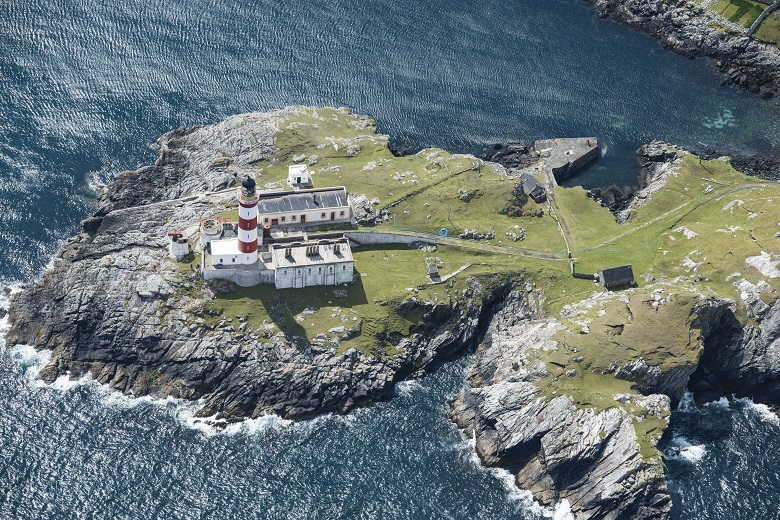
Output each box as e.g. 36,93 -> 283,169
448,140 -> 780,519
449,291 -> 675,519
586,0 -> 780,96
449,276 -> 780,518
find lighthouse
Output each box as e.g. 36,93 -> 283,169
237,175 -> 260,264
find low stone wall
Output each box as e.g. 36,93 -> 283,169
202,268 -> 274,287
344,231 -> 437,247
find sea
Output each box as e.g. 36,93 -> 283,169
1,0 -> 780,518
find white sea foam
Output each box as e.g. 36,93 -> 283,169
730,396 -> 780,427
747,401 -> 780,426
222,414 -> 294,435
703,396 -> 731,410
7,344 -> 51,381
42,372 -> 94,391
395,379 -> 424,397
667,435 -> 707,463
677,391 -> 699,413
0,283 -> 24,336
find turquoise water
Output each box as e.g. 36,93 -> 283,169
2,0 -> 780,517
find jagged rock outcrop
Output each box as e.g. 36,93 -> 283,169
585,0 -> 780,95
450,291 -> 673,519
689,298 -> 780,404
5,107 -> 514,421
729,154 -> 780,181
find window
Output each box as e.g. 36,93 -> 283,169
292,215 -> 296,221
219,259 -> 223,263
283,270 -> 287,275
232,258 -> 235,263
264,218 -> 269,223
339,211 -> 345,217
343,265 -> 346,270
308,268 -> 311,274
318,267 -> 322,273
330,266 -> 334,272
281,216 -> 286,222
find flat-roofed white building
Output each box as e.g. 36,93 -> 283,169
271,237 -> 354,289
287,164 -> 313,188
257,187 -> 352,227
210,238 -> 258,266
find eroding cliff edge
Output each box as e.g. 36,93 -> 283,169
586,0 -> 780,95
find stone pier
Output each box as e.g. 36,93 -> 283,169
535,137 -> 600,184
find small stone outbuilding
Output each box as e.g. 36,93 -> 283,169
598,265 -> 635,291
520,173 -> 546,203
288,164 -> 313,188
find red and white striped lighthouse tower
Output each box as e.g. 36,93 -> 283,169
237,176 -> 260,264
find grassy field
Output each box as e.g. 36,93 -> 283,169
708,0 -> 780,46
196,242 -> 562,356
712,0 -> 765,26
199,109 -> 780,341
755,10 -> 780,46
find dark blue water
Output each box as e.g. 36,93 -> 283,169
2,0 -> 780,517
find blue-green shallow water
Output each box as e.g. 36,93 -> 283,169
2,0 -> 780,517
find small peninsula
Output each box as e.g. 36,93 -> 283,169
6,106 -> 780,519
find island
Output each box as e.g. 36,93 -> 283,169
6,106 -> 780,519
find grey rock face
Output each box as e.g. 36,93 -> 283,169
689,298 -> 780,404
450,291 -> 672,519
586,0 -> 780,95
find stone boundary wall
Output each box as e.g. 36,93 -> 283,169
343,231 -> 437,247
202,268 -> 274,287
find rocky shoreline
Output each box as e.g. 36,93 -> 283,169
585,0 -> 780,96
448,290 -> 676,519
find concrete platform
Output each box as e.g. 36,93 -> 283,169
535,137 -> 599,184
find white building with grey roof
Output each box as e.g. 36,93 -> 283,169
271,237 -> 354,289
257,186 -> 352,227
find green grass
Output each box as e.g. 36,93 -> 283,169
634,414 -> 669,461
199,243 -> 547,356
755,10 -> 780,46
712,0 -> 765,27
554,284 -> 711,374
